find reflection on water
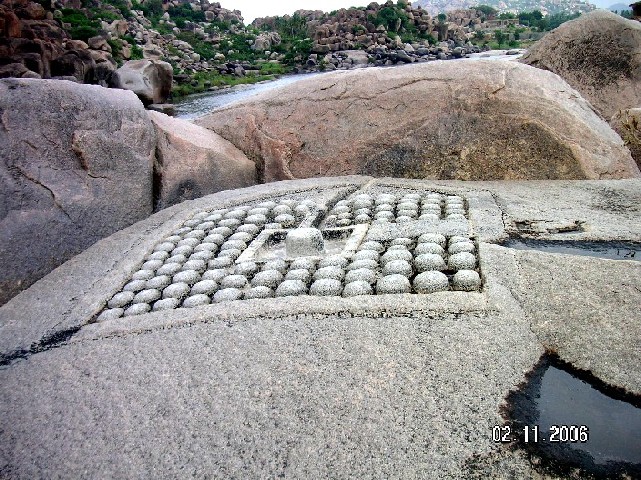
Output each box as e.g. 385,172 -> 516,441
504,239 -> 640,261
506,355 -> 641,477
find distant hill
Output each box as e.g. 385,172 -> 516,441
412,0 -> 597,15
608,2 -> 631,11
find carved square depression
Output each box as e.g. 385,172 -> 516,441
237,225 -> 369,263
96,190 -> 481,322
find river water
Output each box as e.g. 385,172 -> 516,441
174,50 -> 524,120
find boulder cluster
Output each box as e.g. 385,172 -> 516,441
2,9 -> 641,309
0,0 -> 117,82
253,3 -> 527,72
0,0 -> 281,92
306,3 -> 472,53
254,3 -> 504,59
0,0 -> 527,99
0,78 -> 256,305
126,1 -> 247,74
307,41 -> 485,72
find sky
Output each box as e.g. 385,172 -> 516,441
230,0 -> 368,24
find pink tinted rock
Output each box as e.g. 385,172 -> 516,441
148,110 -> 256,209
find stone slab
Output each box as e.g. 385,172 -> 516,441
0,177 -> 369,361
1,177 -> 640,479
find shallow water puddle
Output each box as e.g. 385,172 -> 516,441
504,239 -> 641,261
503,355 -> 641,478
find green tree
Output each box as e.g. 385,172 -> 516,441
518,10 -> 543,27
474,5 -> 497,16
167,4 -> 205,24
547,12 -> 580,29
377,6 -> 401,31
494,29 -> 505,47
137,0 -> 162,22
537,17 -> 549,31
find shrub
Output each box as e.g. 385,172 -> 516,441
71,24 -> 99,40
154,23 -> 173,35
259,62 -> 287,75
104,0 -> 133,18
176,31 -> 217,59
167,4 -> 205,24
130,43 -> 144,59
376,6 -> 401,31
474,5 -> 497,16
205,19 -> 232,33
107,38 -> 122,57
137,0 -> 162,23
60,9 -> 101,41
171,70 -> 274,97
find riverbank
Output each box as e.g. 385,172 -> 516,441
170,46 -> 526,100
173,50 -> 525,119
174,72 -> 319,119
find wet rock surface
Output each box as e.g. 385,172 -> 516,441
504,354 -> 641,478
0,176 -> 639,479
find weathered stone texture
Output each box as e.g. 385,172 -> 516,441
197,61 -> 639,183
110,59 -> 173,105
610,108 -> 641,171
148,110 -> 256,209
521,10 -> 641,120
0,78 -> 156,305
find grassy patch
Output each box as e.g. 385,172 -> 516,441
107,38 -> 122,56
130,43 -> 144,59
218,32 -> 260,62
171,71 -> 276,98
259,62 -> 289,75
167,4 -> 205,24
60,8 -> 100,41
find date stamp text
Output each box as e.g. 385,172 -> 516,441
492,425 -> 589,443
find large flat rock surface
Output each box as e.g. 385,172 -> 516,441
196,61 -> 639,182
1,177 -> 639,479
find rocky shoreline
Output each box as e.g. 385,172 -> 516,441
1,0 -> 535,104
2,10 -> 641,307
